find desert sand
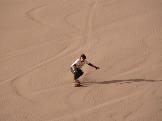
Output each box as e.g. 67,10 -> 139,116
0,0 -> 162,121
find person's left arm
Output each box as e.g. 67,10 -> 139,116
85,60 -> 100,70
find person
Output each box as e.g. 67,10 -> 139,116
70,54 -> 100,87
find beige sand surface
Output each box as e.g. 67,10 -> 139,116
0,0 -> 162,121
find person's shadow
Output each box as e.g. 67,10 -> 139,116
82,79 -> 162,86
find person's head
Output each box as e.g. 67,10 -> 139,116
80,54 -> 86,61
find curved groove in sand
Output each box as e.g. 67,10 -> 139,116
25,4 -> 51,27
64,9 -> 83,33
64,0 -> 98,45
10,44 -> 87,99
5,1 -> 100,98
0,45 -> 65,83
83,0 -> 98,42
1,3 -> 91,85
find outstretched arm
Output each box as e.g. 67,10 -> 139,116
88,63 -> 100,70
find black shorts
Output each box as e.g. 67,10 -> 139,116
70,67 -> 84,80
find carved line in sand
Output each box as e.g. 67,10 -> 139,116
0,1 -> 99,100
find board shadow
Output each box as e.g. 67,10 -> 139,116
82,79 -> 162,86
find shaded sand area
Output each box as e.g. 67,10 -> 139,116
0,0 -> 162,121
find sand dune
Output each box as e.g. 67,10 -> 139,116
0,0 -> 162,121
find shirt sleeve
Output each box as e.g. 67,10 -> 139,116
84,60 -> 90,64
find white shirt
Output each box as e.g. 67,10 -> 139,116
71,58 -> 90,69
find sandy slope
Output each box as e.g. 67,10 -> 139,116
0,0 -> 162,121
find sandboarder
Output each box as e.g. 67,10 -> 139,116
70,54 -> 100,87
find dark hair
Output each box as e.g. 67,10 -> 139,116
81,54 -> 86,59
